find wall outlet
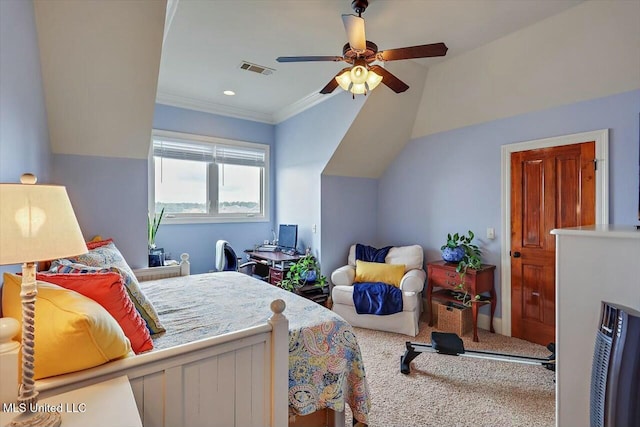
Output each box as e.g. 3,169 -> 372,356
312,224 -> 317,234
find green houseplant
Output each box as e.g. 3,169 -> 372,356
278,254 -> 327,292
441,230 -> 483,307
147,207 -> 165,250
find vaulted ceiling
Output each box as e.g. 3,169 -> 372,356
158,0 -> 584,124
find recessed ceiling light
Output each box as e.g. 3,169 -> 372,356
223,90 -> 235,96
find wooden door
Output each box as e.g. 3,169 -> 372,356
511,141 -> 595,346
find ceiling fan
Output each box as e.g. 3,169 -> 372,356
276,0 -> 448,96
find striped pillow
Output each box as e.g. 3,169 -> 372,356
51,242 -> 165,335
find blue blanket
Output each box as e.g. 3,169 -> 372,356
355,244 -> 392,263
353,282 -> 403,315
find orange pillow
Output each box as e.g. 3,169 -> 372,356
36,272 -> 153,354
86,237 -> 114,250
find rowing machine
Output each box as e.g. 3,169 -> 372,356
400,331 -> 555,374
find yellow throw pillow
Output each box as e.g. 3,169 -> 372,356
2,273 -> 132,380
355,260 -> 406,287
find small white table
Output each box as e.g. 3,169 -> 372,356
1,376 -> 142,427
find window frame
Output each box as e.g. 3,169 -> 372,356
149,129 -> 270,224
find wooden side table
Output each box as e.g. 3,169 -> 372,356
426,261 -> 496,342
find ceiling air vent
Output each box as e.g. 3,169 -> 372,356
239,61 -> 274,76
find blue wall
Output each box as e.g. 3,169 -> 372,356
51,154 -> 149,268
274,93 -> 366,262
320,175 -> 379,277
152,104 -> 276,273
0,0 -> 52,282
0,0 -> 51,184
376,89 -> 640,319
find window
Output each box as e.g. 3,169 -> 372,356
150,130 -> 269,223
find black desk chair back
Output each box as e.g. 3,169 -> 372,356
215,240 -> 257,274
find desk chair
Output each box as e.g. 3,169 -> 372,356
215,240 -> 257,274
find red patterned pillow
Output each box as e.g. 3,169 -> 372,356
36,272 -> 153,354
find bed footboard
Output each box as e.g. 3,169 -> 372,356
28,299 -> 288,427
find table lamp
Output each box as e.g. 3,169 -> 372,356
0,174 -> 87,427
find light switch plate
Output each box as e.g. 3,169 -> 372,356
487,227 -> 495,240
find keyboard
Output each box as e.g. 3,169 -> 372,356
256,245 -> 278,252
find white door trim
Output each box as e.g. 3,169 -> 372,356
499,129 -> 609,336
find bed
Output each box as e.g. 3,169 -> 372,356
27,269 -> 370,427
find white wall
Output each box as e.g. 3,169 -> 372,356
324,60 -> 428,179
275,93 -> 365,258
412,0 -> 640,138
34,0 -> 166,159
554,226 -> 640,427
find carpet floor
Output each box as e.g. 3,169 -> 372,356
345,322 -> 555,427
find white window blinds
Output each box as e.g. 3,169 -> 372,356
153,137 -> 266,167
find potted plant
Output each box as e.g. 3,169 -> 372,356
147,208 -> 165,267
278,254 -> 327,292
441,230 -> 481,269
441,230 -> 483,306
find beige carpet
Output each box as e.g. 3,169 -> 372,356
345,322 -> 555,427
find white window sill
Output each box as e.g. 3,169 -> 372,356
163,215 -> 270,225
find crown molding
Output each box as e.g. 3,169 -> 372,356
156,88 -> 338,125
163,0 -> 180,46
272,90 -> 340,123
155,91 -> 275,123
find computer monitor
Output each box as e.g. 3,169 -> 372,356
278,224 -> 298,251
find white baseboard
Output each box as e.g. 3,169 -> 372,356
477,313 -> 504,335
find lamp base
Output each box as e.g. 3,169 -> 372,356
9,410 -> 61,427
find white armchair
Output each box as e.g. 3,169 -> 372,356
331,244 -> 426,336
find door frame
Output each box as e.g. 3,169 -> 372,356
500,129 -> 609,336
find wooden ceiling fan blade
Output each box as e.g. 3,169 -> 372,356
276,56 -> 344,63
342,14 -> 366,53
378,42 -> 448,61
319,79 -> 339,94
369,65 -> 409,93
319,67 -> 351,94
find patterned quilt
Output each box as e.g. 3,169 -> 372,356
140,272 -> 370,424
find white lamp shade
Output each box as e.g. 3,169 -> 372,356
0,182 -> 87,265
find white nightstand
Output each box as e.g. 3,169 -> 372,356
1,376 -> 142,427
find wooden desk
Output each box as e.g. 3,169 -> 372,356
245,251 -> 303,286
245,250 -> 302,268
426,261 -> 496,342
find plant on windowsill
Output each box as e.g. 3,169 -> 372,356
147,208 -> 165,267
278,254 -> 327,293
441,230 -> 483,307
147,207 -> 165,250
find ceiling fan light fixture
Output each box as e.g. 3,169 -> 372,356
349,64 -> 368,85
335,65 -> 382,95
335,69 -> 353,91
366,69 -> 382,91
350,82 -> 367,95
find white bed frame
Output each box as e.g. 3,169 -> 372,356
34,299 -> 289,427
1,255 -> 290,427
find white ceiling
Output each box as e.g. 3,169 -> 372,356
157,0 -> 584,124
